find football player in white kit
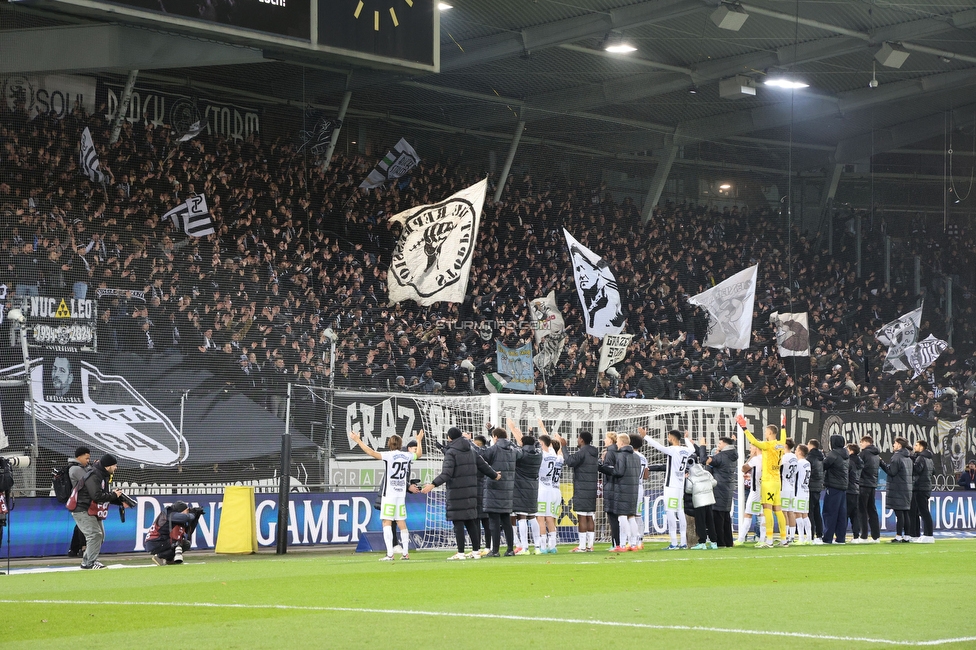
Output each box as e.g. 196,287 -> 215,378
642,427 -> 695,550
738,445 -> 765,545
793,444 -> 813,544
779,439 -> 798,544
534,428 -> 565,555
350,429 -> 423,561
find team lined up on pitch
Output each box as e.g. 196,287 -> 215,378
357,413 -> 937,560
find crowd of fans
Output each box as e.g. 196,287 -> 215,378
2,103 -> 975,425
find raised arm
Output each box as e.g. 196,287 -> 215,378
414,429 -> 424,460
507,417 -> 523,445
646,436 -> 668,453
349,431 -> 382,460
737,414 -> 763,449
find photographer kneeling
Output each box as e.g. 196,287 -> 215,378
145,501 -> 204,566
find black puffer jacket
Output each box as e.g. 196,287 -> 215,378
708,446 -> 739,511
881,447 -> 914,510
602,443 -> 619,514
847,451 -> 863,495
512,443 -> 542,514
431,437 -> 498,521
859,444 -> 881,489
472,442 -> 489,519
912,448 -> 934,493
807,446 -> 825,492
72,462 -> 122,513
599,445 -> 641,516
823,435 -> 850,491
564,444 -> 599,513
482,439 -> 521,513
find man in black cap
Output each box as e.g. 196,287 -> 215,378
145,501 -> 204,565
70,453 -> 131,569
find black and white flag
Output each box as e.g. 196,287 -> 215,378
877,305 -> 922,374
387,179 -> 486,305
177,120 -> 204,143
688,265 -> 758,350
163,195 -> 215,238
298,110 -> 342,156
903,334 -> 948,379
360,138 -> 420,189
564,229 -> 625,338
529,290 -> 566,373
598,333 -> 633,372
770,312 -> 810,357
79,127 -> 105,183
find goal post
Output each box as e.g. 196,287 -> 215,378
490,394 -> 745,545
317,389 -> 745,550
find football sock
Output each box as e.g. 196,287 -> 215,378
617,516 -> 630,546
530,520 -> 541,548
586,531 -> 595,549
401,528 -> 409,554
548,531 -> 557,549
517,519 -> 527,548
737,518 -> 750,543
775,511 -> 787,540
629,518 -> 641,546
578,531 -> 586,548
678,513 -> 688,546
667,511 -> 678,545
383,526 -> 394,556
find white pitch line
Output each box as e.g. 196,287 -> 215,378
0,600 -> 972,646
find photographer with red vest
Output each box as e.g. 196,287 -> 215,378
145,501 -> 204,566
70,454 -> 130,570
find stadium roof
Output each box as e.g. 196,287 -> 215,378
5,0 -> 976,179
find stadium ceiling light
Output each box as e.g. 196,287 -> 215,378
438,3 -> 452,10
603,32 -> 637,54
764,77 -> 810,89
719,183 -> 732,190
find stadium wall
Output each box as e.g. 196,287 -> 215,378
5,489 -> 976,559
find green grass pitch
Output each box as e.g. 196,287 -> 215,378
2,540 -> 974,649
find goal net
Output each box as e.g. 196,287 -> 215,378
402,394 -> 744,550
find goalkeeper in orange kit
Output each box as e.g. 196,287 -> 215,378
735,412 -> 789,548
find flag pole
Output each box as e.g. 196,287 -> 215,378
275,383 -> 293,555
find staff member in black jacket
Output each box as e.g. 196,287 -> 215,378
509,420 -> 542,555
856,436 -> 882,543
482,427 -> 521,557
846,444 -> 863,541
706,437 -> 738,548
880,437 -> 914,543
806,439 -> 825,542
563,431 -> 599,552
602,432 -> 621,549
598,433 -> 642,551
422,427 -> 500,560
910,440 -> 935,543
71,454 -> 132,569
821,435 -> 850,544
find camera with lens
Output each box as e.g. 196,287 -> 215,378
188,506 -> 205,517
117,492 -> 138,522
2,456 -> 32,469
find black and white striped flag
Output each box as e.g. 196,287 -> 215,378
903,334 -> 948,379
360,138 -> 419,189
162,195 -> 215,237
79,127 -> 105,183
